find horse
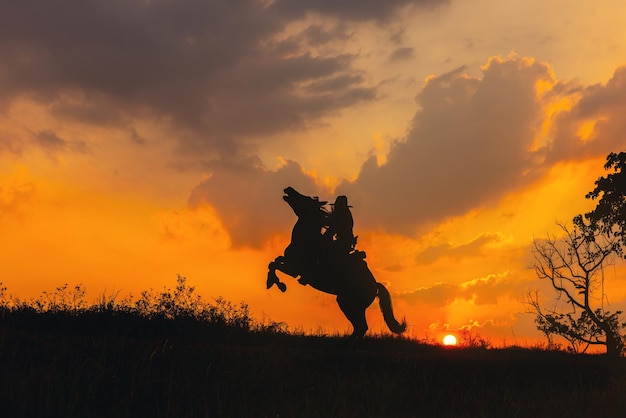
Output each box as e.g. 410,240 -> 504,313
266,187 -> 406,337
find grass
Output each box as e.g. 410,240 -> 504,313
2,276 -> 626,417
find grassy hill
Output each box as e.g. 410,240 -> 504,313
2,278 -> 625,417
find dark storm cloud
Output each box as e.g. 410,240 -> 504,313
199,52 -> 378,141
48,95 -> 129,127
298,23 -> 353,46
0,0 -> 445,156
272,0 -> 446,22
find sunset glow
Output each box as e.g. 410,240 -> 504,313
1,0 -> 626,347
443,335 -> 458,346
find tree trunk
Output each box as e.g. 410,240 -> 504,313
605,332 -> 623,359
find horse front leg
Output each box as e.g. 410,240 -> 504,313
266,257 -> 287,292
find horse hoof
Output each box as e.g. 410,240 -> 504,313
266,271 -> 279,289
277,282 -> 287,292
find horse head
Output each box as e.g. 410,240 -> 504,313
283,187 -> 328,222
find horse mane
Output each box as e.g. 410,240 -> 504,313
308,199 -> 330,221
316,204 -> 330,227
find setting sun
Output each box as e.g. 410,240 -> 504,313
443,334 -> 458,346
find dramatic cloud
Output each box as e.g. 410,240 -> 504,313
549,66 -> 626,161
397,272 -> 524,306
188,158 -> 325,248
0,0 -> 446,158
415,233 -> 505,265
272,0 -> 446,22
188,56 -> 626,247
338,56 -> 553,232
337,57 -> 626,235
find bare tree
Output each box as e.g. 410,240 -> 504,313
529,222 -> 625,358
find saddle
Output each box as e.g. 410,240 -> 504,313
296,249 -> 367,286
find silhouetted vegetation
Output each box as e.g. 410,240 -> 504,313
577,151 -> 626,258
2,276 -> 626,417
0,275 -> 279,339
529,152 -> 626,358
529,223 -> 625,357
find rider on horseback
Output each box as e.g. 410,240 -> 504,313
266,187 -> 406,337
324,195 -> 366,261
267,187 -> 365,291
324,195 -> 356,255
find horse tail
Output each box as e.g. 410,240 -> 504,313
376,282 -> 407,334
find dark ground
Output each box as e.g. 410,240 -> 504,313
2,311 -> 626,418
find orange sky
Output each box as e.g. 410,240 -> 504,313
2,0 -> 626,347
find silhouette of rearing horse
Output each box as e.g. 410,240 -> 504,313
266,187 -> 406,337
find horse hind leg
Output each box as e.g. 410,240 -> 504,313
337,296 -> 368,338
